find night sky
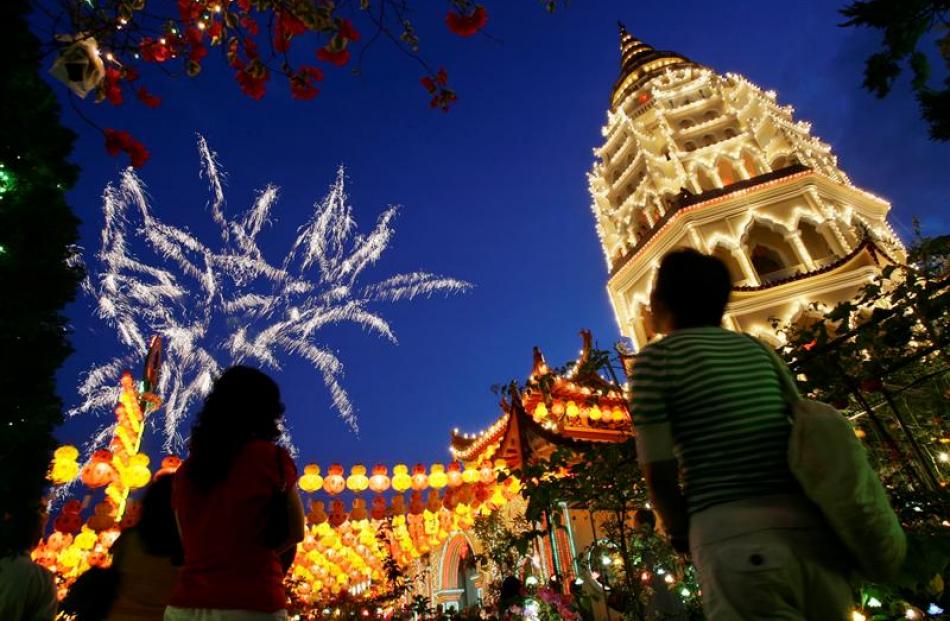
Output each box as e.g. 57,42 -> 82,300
49,0 -> 947,469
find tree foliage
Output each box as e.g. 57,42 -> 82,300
0,0 -> 82,555
841,0 -> 950,140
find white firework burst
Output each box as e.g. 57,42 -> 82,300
73,135 -> 470,451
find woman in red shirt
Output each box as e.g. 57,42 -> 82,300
165,366 -> 305,621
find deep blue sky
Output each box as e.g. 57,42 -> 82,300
49,1 -> 947,468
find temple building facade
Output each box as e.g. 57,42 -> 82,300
589,25 -> 905,349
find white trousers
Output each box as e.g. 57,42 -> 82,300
165,607 -> 288,621
689,495 -> 854,621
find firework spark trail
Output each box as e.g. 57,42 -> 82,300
73,135 -> 470,452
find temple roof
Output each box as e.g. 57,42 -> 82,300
611,22 -> 697,108
450,331 -> 633,467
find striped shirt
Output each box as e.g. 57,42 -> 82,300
630,326 -> 799,514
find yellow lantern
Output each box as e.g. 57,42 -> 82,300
533,402 -> 548,421
346,464 -> 369,493
612,407 -> 626,422
428,464 -> 448,489
391,464 -> 412,493
50,459 -> 79,486
566,401 -> 580,419
589,405 -> 603,421
126,453 -> 151,489
74,528 -> 97,550
299,464 -> 324,493
461,463 -> 479,484
54,445 -> 80,461
368,464 -> 390,493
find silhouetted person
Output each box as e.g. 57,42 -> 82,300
497,576 -> 523,617
0,503 -> 55,620
630,249 -> 851,620
107,475 -> 181,620
165,366 -> 305,621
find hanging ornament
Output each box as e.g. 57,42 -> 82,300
49,35 -> 106,98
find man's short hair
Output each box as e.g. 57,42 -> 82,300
652,248 -> 732,328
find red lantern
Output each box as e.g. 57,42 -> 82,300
371,495 -> 387,520
328,499 -> 348,527
408,492 -> 425,515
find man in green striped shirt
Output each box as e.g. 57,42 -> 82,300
630,249 -> 852,620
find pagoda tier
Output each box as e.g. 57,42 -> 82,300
450,331 -> 632,469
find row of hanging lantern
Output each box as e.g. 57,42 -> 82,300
298,461 -> 500,495
288,474 -> 522,604
530,399 -> 630,425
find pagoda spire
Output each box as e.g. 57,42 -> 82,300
611,21 -> 695,107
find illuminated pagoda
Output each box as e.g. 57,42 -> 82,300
426,331 -> 633,611
589,24 -> 906,349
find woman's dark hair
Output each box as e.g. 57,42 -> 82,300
652,248 -> 732,329
137,474 -> 182,560
186,366 -> 284,490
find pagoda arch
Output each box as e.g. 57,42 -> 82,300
740,218 -> 798,283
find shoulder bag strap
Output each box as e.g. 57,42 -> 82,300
744,334 -> 800,407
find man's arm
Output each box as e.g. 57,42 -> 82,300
641,459 -> 689,553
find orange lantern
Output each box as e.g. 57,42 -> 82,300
446,462 -> 463,487
81,450 -> 116,489
323,464 -> 346,495
391,464 -> 412,493
299,464 -> 324,493
428,464 -> 448,489
479,461 -> 495,484
156,455 -> 182,478
551,400 -> 565,417
367,464 -> 390,493
410,464 -> 428,491
346,464 -> 369,493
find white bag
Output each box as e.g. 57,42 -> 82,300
757,337 -> 907,582
787,397 -> 907,582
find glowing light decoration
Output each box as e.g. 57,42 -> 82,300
73,136 -> 470,450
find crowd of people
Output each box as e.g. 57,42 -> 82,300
2,249 -> 891,621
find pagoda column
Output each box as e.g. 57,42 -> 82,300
784,230 -> 815,270
731,246 -> 759,285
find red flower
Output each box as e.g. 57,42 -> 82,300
123,67 -> 140,82
420,76 -> 436,93
337,18 -> 361,42
140,37 -> 170,63
185,27 -> 203,46
208,21 -> 223,43
274,11 -> 308,53
420,68 -> 456,111
290,65 -> 324,100
104,129 -> 150,168
236,0 -> 251,12
189,42 -> 208,62
437,67 -> 449,85
317,45 -> 351,67
236,66 -> 268,100
103,67 -> 123,105
177,0 -> 202,23
136,87 -> 162,109
445,5 -> 487,37
240,16 -> 259,36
